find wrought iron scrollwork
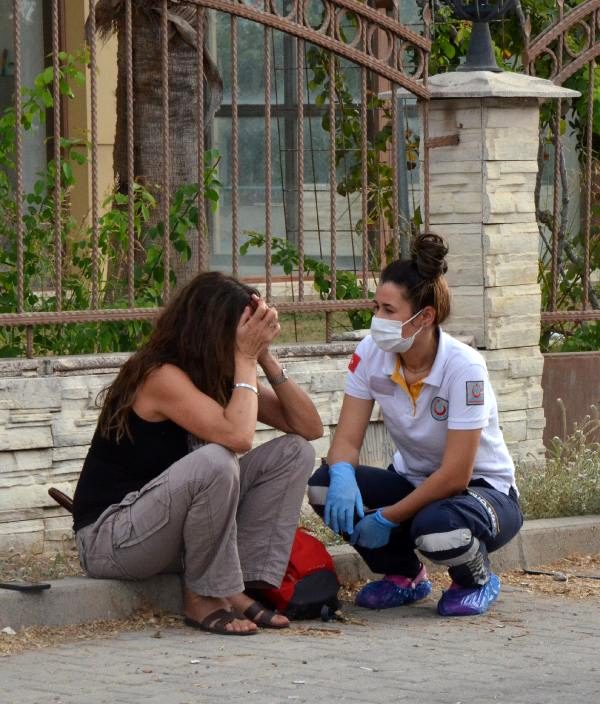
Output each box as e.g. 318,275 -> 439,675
524,0 -> 600,85
194,0 -> 431,97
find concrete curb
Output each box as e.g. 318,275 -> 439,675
2,516 -> 599,631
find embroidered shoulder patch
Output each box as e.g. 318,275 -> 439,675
466,380 -> 484,406
348,352 -> 361,373
430,396 -> 449,421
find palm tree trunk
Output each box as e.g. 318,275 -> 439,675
94,1 -> 222,292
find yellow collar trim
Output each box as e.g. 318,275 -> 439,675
390,357 -> 425,415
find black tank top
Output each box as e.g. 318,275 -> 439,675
72,411 -> 190,531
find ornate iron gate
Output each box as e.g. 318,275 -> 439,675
524,0 -> 600,340
1,0 -> 431,355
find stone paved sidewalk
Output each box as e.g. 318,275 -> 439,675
1,585 -> 598,704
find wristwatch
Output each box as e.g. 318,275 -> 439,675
268,366 -> 289,387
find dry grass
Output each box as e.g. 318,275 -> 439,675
0,542 -> 83,584
498,553 -> 600,601
300,512 -> 345,546
0,608 -> 183,658
516,402 -> 600,520
277,311 -> 355,343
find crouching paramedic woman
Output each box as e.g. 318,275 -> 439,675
72,272 -> 323,635
308,234 -> 522,616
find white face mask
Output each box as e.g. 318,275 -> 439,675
370,310 -> 423,354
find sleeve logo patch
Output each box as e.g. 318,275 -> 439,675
466,380 -> 484,406
430,396 -> 449,421
348,352 -> 361,373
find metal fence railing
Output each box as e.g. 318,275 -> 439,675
524,0 -> 600,334
0,0 -> 431,356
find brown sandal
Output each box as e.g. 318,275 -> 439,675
184,608 -> 258,636
243,601 -> 289,629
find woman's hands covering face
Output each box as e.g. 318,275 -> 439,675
235,294 -> 280,360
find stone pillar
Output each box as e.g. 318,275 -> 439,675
421,72 -> 579,461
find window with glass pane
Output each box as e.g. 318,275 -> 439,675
209,11 -> 371,277
208,4 -> 425,278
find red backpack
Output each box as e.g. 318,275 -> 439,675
261,528 -> 340,620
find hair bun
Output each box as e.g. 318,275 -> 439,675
410,233 -> 449,280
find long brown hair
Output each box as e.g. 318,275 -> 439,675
380,233 -> 451,324
98,272 -> 259,441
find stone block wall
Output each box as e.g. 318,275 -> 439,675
0,347 -> 392,554
0,357 -> 118,555
1,341 -> 542,554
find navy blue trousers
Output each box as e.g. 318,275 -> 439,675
307,463 -> 523,584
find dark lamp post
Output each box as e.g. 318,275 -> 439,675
445,0 -> 516,72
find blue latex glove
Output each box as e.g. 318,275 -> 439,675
324,462 -> 365,535
350,509 -> 398,549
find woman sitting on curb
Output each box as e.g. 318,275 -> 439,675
308,233 -> 523,616
72,271 -> 323,635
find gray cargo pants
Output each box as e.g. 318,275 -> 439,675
75,434 -> 315,597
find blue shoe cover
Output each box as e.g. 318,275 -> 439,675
356,571 -> 432,610
437,573 -> 501,617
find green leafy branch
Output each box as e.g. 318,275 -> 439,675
0,54 -> 222,356
306,46 -> 419,247
241,231 -> 373,330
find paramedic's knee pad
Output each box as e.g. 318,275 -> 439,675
414,526 -> 491,588
307,464 -> 330,510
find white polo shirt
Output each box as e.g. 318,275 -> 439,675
345,330 -> 516,494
